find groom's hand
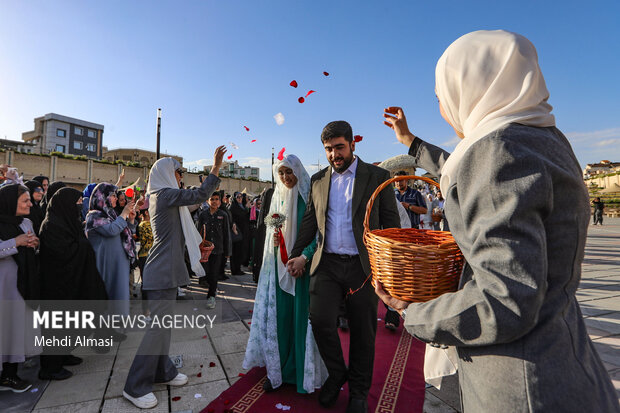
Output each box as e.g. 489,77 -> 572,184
287,257 -> 306,278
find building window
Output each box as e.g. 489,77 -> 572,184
88,130 -> 95,138
251,169 -> 258,175
75,127 -> 83,135
55,144 -> 65,153
240,169 -> 245,175
56,129 -> 66,138
74,141 -> 83,150
87,143 -> 96,152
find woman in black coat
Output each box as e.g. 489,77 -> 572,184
38,187 -> 108,380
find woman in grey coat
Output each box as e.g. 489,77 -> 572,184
123,146 -> 226,409
380,30 -> 619,412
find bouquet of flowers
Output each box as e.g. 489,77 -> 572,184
265,212 -> 286,229
264,213 -> 288,264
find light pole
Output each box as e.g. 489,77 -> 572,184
156,108 -> 162,160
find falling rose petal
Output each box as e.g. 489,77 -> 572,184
172,396 -> 181,402
273,112 -> 285,125
197,372 -> 202,377
289,80 -> 298,88
209,361 -> 216,367
227,154 -> 233,160
305,90 -> 316,98
298,97 -> 305,103
244,126 -> 250,132
323,71 -> 329,76
277,147 -> 286,161
354,135 -> 363,142
251,139 -> 257,143
229,142 -> 239,150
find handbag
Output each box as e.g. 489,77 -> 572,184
199,226 -> 215,263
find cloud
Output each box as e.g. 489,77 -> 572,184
565,127 -> 620,143
441,135 -> 461,147
594,138 -> 620,147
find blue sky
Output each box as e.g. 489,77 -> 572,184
1,1 -> 619,180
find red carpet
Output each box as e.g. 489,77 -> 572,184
202,306 -> 426,413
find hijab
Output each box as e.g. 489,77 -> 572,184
39,188 -> 108,300
24,180 -> 45,235
85,182 -> 136,263
263,154 -> 311,295
147,157 -> 205,277
32,175 -> 48,186
41,181 -> 66,213
0,184 -> 40,303
436,30 -> 556,192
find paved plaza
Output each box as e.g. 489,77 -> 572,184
1,218 -> 619,413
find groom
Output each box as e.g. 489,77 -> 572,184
288,120 -> 400,413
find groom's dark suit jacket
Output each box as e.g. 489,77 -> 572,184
290,157 -> 401,275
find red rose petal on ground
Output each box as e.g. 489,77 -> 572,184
305,90 -> 316,98
227,154 -> 233,160
200,364 -> 203,368
298,97 -> 305,103
172,396 -> 181,401
209,361 -> 216,367
290,80 -> 298,88
251,139 -> 257,143
197,372 -> 202,377
323,71 -> 329,76
238,373 -> 246,377
202,335 -> 207,339
224,399 -> 230,405
277,147 -> 286,161
354,135 -> 363,142
244,126 -> 249,131
248,321 -> 251,325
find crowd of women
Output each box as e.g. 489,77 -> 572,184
0,171 -> 150,392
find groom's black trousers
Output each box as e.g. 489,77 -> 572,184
309,253 -> 378,399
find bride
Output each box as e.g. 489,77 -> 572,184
243,153 -> 327,393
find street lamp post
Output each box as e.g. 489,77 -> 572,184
156,108 -> 162,160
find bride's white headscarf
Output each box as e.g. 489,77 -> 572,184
147,157 -> 205,277
264,154 -> 311,296
436,30 -> 556,192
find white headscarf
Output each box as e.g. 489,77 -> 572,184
436,30 -> 556,192
147,157 -> 205,277
263,154 -> 311,296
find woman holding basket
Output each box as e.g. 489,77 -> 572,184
380,30 -> 618,412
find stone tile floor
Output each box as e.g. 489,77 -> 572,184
1,217 -> 619,412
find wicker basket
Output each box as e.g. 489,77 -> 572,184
363,175 -> 464,302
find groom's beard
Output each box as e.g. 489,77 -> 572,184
329,153 -> 354,174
